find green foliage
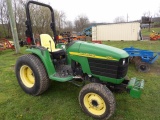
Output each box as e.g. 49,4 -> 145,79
153,22 -> 160,27
0,41 -> 160,120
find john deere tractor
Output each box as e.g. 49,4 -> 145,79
15,1 -> 144,119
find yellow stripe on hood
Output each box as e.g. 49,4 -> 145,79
69,52 -> 118,61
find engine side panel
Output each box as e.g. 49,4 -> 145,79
66,41 -> 129,84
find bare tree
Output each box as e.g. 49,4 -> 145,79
63,20 -> 73,32
143,11 -> 151,17
0,0 -> 27,38
29,5 -> 67,36
55,10 -> 66,34
0,0 -> 67,39
74,15 -> 90,32
0,0 -> 10,38
13,0 -> 27,38
31,6 -> 50,33
113,16 -> 125,23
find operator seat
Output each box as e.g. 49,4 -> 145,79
40,34 -> 65,59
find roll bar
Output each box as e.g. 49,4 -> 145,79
25,1 -> 57,44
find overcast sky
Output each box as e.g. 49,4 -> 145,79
38,0 -> 160,23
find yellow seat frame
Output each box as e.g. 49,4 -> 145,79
40,34 -> 61,52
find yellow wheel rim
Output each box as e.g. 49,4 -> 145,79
84,93 -> 106,115
20,65 -> 35,88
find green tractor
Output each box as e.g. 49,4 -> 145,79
15,1 -> 144,119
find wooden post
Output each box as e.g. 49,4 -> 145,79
6,0 -> 20,53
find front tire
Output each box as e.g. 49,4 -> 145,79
79,83 -> 115,119
15,54 -> 50,96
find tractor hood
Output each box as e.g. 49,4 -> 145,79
67,41 -> 129,61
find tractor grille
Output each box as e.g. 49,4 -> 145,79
88,58 -> 128,79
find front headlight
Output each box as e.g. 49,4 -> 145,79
122,59 -> 125,65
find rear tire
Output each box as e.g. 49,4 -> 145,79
136,62 -> 150,72
79,83 -> 115,119
15,54 -> 50,96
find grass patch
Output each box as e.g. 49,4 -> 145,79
141,27 -> 160,36
0,41 -> 160,120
